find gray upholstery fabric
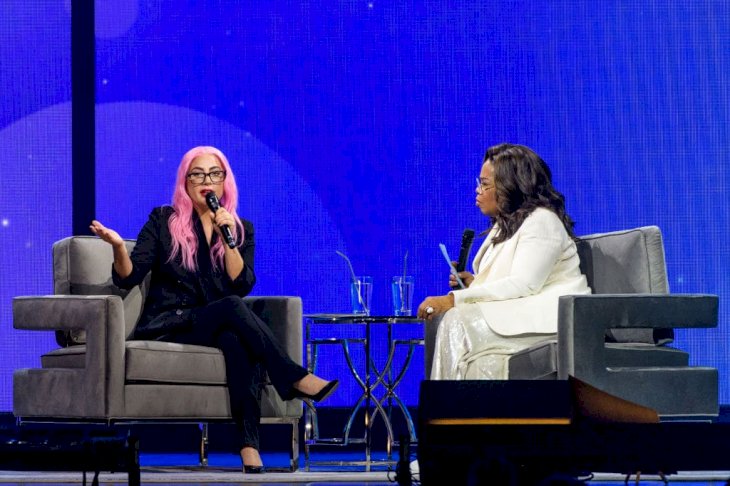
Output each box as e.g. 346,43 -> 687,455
41,345 -> 86,368
576,226 -> 671,344
423,314 -> 442,381
507,340 -> 689,380
124,341 -> 228,385
508,339 -> 558,380
603,343 -> 688,367
53,237 -> 145,346
576,227 -> 668,294
14,295 -> 127,418
557,294 -> 718,417
13,236 -> 304,424
123,384 -> 231,418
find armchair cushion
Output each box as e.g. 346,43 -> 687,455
508,339 -> 558,380
41,345 -> 85,368
603,342 -> 688,367
507,340 -> 690,380
124,341 -> 227,385
42,341 -> 228,385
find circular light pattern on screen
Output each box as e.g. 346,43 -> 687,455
63,0 -> 140,39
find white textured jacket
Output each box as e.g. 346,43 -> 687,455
452,207 -> 591,336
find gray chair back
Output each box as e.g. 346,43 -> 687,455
576,226 -> 669,294
576,226 -> 672,344
53,236 -> 147,345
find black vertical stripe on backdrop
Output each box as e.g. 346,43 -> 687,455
71,0 -> 95,236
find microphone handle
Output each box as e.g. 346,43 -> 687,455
456,230 -> 475,272
220,225 -> 236,249
205,192 -> 236,249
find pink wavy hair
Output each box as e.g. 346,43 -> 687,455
167,146 -> 244,271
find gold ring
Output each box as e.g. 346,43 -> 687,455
426,306 -> 434,314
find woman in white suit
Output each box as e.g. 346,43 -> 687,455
418,143 -> 591,380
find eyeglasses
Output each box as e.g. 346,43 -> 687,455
476,177 -> 494,195
187,170 -> 227,185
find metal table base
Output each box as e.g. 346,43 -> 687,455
303,314 -> 424,470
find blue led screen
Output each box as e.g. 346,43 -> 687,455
1,1 -> 729,410
0,1 -> 72,410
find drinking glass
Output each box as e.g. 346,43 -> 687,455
350,276 -> 373,315
391,276 -> 414,316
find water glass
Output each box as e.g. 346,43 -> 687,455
391,275 -> 414,316
350,276 -> 373,315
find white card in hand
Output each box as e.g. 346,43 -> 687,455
439,243 -> 465,289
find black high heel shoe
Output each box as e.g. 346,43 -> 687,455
243,465 -> 265,474
293,379 -> 340,402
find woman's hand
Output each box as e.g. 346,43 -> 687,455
449,261 -> 475,289
208,207 -> 236,240
90,220 -> 132,278
417,294 -> 455,321
209,207 -> 245,280
90,220 -> 124,248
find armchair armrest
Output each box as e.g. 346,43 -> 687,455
560,294 -> 718,331
243,296 -> 303,365
556,294 -> 719,418
13,295 -> 127,417
14,295 -> 124,332
557,294 -> 718,380
558,294 -> 718,379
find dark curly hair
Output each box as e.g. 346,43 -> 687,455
485,143 -> 576,244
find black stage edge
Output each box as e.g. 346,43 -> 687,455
417,381 -> 730,485
1,406 -> 415,454
419,421 -> 730,485
72,0 -> 95,236
0,420 -> 139,485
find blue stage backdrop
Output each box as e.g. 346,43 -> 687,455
1,1 -> 728,410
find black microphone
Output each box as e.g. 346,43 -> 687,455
205,192 -> 236,249
455,228 -> 475,272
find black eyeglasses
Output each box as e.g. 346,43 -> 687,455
187,170 -> 227,185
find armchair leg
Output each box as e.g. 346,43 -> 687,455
290,419 -> 300,472
127,436 -> 140,486
195,419 -> 299,470
198,423 -> 209,467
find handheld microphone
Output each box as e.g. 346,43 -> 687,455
455,228 -> 475,272
205,192 -> 236,249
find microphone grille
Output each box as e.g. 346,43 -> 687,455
205,191 -> 220,210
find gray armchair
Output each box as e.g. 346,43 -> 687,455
13,236 -> 304,470
426,226 -> 719,419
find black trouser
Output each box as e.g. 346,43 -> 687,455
161,296 -> 308,451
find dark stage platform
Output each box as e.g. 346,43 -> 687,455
417,380 -> 730,485
0,425 -> 139,485
418,420 -> 730,485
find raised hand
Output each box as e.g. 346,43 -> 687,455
89,220 -> 124,248
90,220 -> 133,278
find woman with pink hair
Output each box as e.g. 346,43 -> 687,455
90,146 -> 338,474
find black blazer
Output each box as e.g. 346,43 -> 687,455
113,206 -> 256,339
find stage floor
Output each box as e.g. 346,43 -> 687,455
0,452 -> 729,485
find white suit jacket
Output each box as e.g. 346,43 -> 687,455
452,207 -> 591,336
